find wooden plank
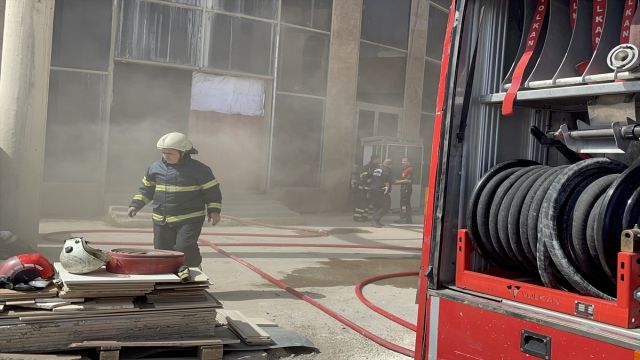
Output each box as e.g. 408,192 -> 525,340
62,286 -> 154,291
223,310 -> 271,345
70,339 -> 223,348
0,286 -> 57,301
17,302 -> 71,310
58,288 -> 151,298
35,297 -> 84,303
5,300 -> 35,306
248,318 -> 277,327
98,350 -> 119,360
154,282 -> 210,290
0,354 -> 82,360
53,300 -> 134,312
0,312 -> 217,352
54,263 -> 179,284
198,344 -> 223,360
146,291 -> 222,309
16,307 -> 217,322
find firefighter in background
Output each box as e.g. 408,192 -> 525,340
395,157 -> 415,224
350,165 -> 364,222
370,158 -> 393,227
127,132 -> 222,267
353,155 -> 380,222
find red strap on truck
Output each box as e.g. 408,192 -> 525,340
570,0 -> 578,30
592,0 -> 606,50
502,0 -> 548,116
621,0 -> 638,44
575,0 -> 608,74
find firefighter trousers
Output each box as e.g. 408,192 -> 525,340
153,220 -> 204,267
353,187 -> 370,221
399,187 -> 413,224
371,190 -> 390,224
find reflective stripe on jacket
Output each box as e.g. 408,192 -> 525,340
130,154 -> 222,225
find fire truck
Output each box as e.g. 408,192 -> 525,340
416,0 -> 640,358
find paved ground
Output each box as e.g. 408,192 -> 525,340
38,213 -> 423,360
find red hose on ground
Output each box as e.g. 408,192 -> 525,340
355,272 -> 419,331
199,239 -> 415,358
44,228 -> 326,239
41,225 -> 418,357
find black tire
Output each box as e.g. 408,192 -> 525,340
518,167 -> 563,267
477,168 -> 522,268
498,166 -> 547,271
490,166 -> 543,268
466,160 -> 539,266
540,158 -> 626,299
571,174 -> 617,278
595,163 -> 639,281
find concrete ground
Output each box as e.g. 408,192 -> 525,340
38,213 -> 423,360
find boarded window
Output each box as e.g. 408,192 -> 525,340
52,0 -> 112,71
207,13 -> 273,75
271,94 -> 324,187
117,0 -> 202,66
361,0 -> 410,49
277,26 -> 330,96
191,73 -> 265,116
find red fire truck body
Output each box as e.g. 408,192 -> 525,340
416,0 -> 640,358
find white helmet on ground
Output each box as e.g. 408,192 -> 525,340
59,237 -> 110,274
156,132 -> 194,153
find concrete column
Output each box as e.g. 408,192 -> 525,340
320,0 -> 363,210
0,1 -> 5,71
400,0 -> 429,140
0,0 -> 55,248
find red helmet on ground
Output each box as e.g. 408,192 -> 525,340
0,253 -> 55,285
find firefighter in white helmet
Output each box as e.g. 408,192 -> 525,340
127,132 -> 222,267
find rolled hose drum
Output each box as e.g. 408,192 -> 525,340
467,158 -> 640,299
106,248 -> 185,274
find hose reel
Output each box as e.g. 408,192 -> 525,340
467,158 -> 640,300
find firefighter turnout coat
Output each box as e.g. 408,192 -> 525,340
130,154 -> 222,225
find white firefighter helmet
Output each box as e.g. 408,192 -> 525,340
156,132 -> 194,152
59,237 -> 110,274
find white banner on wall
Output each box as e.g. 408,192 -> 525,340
190,72 -> 265,116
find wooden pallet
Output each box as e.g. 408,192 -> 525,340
0,354 -> 81,360
0,339 -> 223,360
69,339 -> 223,360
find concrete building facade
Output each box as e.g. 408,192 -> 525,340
0,0 -> 449,219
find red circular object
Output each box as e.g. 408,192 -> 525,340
106,248 -> 184,274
